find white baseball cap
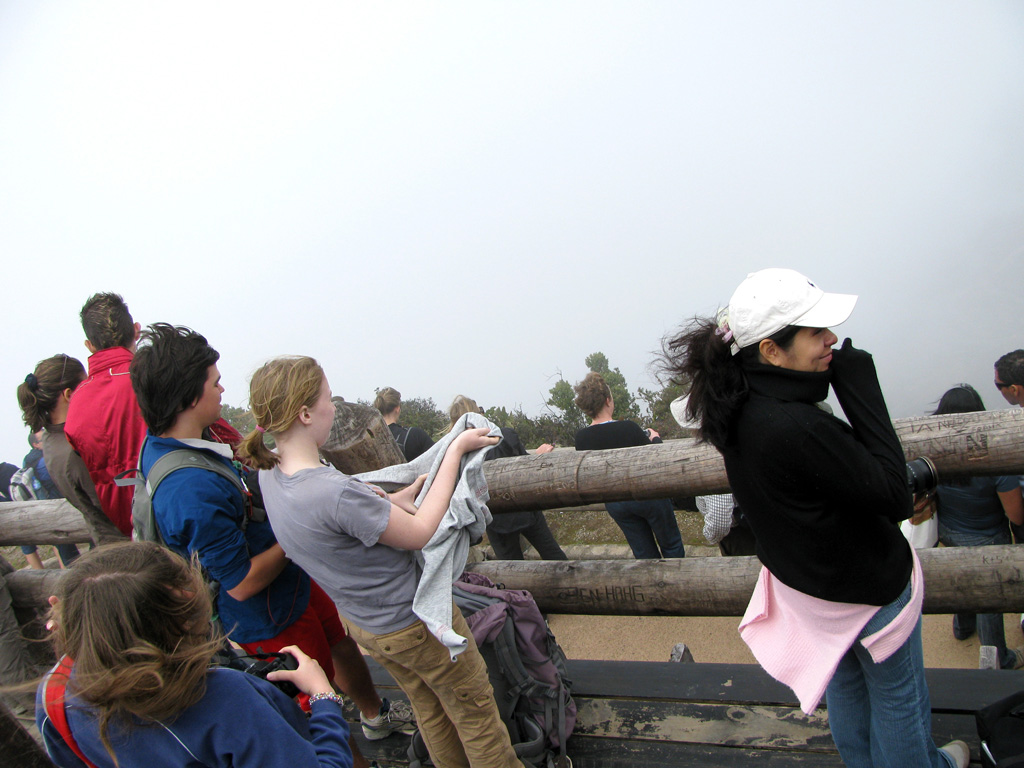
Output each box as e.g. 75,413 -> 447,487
725,268 -> 857,354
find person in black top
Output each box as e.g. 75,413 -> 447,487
659,268 -> 966,768
447,395 -> 566,561
572,372 -> 684,559
374,387 -> 435,461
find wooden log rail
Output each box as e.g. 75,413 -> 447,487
6,545 -> 1024,617
485,409 -> 1024,513
1,410 -> 1021,545
463,545 -> 1024,617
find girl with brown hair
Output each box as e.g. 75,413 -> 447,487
16,355 -> 124,556
572,372 -> 685,559
239,356 -> 525,768
36,541 -> 353,768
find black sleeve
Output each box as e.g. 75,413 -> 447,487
621,421 -> 655,447
826,340 -> 912,522
486,428 -> 527,461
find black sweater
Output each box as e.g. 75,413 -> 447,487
574,420 -> 660,451
721,346 -> 913,605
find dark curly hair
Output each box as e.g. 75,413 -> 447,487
573,372 -> 612,419
130,323 -> 220,435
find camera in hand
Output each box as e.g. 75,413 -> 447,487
213,647 -> 301,698
905,456 -> 937,496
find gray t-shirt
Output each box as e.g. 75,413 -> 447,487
259,464 -> 419,635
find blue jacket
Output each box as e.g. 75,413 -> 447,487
140,434 -> 310,643
37,665 -> 352,768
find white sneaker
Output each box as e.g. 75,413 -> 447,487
940,739 -> 970,768
361,697 -> 417,740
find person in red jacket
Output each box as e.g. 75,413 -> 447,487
64,293 -> 145,537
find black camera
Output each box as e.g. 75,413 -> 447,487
214,647 -> 301,698
905,456 -> 938,496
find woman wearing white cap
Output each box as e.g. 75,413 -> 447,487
660,268 -> 967,768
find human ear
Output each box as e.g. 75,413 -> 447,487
84,339 -> 96,355
758,339 -> 782,367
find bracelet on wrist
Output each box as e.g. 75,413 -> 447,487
308,691 -> 343,706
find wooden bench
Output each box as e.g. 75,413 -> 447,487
349,659 -> 1023,767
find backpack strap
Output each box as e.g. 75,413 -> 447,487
43,656 -> 100,768
117,448 -> 262,542
394,425 -> 411,456
146,450 -> 246,500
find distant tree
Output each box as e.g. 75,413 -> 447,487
399,396 -> 449,439
220,403 -> 256,436
545,378 -> 586,444
637,380 -> 692,440
484,405 -> 566,449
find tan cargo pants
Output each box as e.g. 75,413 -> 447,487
346,602 -> 524,768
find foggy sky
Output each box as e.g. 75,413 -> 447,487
2,1 -> 1023,467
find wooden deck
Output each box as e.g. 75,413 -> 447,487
350,659 -> 1022,767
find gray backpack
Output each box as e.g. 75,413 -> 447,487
9,465 -> 49,502
115,448 -> 261,544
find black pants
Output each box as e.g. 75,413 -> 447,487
487,512 -> 567,560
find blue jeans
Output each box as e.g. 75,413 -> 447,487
605,499 -> 685,559
825,579 -> 953,768
20,543 -> 80,565
938,523 -> 1015,668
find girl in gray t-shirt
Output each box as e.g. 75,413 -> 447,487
238,356 -> 524,768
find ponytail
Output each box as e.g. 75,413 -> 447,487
237,356 -> 325,470
237,427 -> 279,471
659,317 -> 748,450
16,354 -> 86,432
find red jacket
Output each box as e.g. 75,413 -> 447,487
64,347 -> 146,536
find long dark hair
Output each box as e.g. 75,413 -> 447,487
932,385 -> 984,489
659,318 -> 799,450
933,384 -> 985,416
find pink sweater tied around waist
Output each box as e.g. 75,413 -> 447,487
739,546 -> 923,714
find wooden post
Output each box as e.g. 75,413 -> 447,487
465,544 -> 1024,616
6,571 -> 67,612
484,409 -> 1024,513
0,698 -> 53,768
319,398 -> 405,475
0,572 -> 41,706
